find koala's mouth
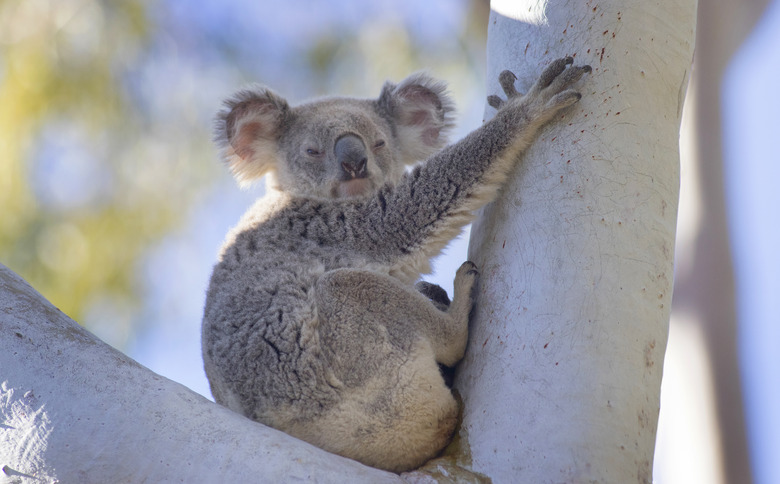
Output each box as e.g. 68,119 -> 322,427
336,179 -> 373,198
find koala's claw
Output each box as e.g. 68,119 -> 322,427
537,56 -> 574,89
456,260 -> 478,276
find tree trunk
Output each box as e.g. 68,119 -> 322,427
455,1 -> 696,482
0,264 -> 402,483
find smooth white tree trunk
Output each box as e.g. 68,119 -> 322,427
455,1 -> 696,482
0,264 -> 402,483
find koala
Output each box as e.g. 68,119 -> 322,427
202,57 -> 590,472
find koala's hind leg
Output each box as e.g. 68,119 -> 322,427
448,260 -> 479,334
416,261 -> 479,387
316,265 -> 477,367
300,337 -> 458,472
312,268 -> 472,471
414,262 -> 479,318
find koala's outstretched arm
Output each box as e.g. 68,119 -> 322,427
361,58 -> 590,274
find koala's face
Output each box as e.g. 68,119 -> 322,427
215,74 -> 455,200
275,99 -> 402,199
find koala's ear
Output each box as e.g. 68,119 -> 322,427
215,86 -> 289,187
377,73 -> 455,164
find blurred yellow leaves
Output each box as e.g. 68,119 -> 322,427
0,0 -> 175,327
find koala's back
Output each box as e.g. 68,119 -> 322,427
203,197 -> 350,421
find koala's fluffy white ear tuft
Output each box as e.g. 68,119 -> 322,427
215,86 -> 289,187
377,73 -> 455,164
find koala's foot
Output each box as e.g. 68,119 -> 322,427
416,281 -> 451,311
488,57 -> 591,121
448,261 -> 479,326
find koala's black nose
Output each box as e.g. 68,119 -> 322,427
334,134 -> 368,180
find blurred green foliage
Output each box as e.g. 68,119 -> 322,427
0,0 -> 212,331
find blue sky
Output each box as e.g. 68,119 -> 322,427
723,1 -> 780,481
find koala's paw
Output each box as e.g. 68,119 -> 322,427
488,57 -> 591,118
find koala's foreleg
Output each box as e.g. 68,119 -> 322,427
351,58 -> 590,275
426,57 -> 591,218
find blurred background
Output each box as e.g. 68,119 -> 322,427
0,0 -> 777,483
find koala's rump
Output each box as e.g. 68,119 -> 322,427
202,253 -> 337,417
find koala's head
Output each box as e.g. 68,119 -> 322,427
214,74 -> 455,199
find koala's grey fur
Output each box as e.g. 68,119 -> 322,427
202,58 -> 590,472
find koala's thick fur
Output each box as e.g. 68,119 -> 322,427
202,58 -> 590,472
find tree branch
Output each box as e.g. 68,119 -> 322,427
0,264 -> 402,483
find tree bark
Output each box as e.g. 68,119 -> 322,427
0,264 -> 402,483
455,1 -> 696,482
